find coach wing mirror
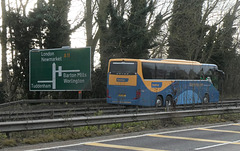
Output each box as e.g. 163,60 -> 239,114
217,70 -> 224,77
216,69 -> 225,80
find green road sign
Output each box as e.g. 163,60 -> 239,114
30,47 -> 91,91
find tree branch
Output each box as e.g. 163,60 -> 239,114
70,17 -> 87,33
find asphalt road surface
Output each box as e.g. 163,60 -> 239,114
6,122 -> 240,151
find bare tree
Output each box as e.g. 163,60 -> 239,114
86,0 -> 99,71
97,0 -> 111,72
148,0 -> 173,58
1,0 -> 10,101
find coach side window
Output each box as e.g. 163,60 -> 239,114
165,64 -> 176,79
142,62 -> 156,79
156,63 -> 165,79
191,65 -> 201,79
176,65 -> 189,79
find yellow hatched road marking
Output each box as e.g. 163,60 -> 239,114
85,142 -> 168,151
197,128 -> 240,134
148,134 -> 240,145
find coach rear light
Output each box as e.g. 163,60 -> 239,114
134,89 -> 141,100
107,89 -> 111,98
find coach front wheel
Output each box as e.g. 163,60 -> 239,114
203,94 -> 209,103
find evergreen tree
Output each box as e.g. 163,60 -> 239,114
209,11 -> 237,69
208,1 -> 240,96
6,0 -> 73,99
168,0 -> 204,60
44,0 -> 71,48
7,0 -> 47,99
95,0 -> 166,97
98,0 -> 165,72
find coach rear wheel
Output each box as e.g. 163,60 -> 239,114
203,94 -> 209,103
165,95 -> 173,107
155,96 -> 163,107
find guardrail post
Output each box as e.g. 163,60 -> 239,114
136,106 -> 139,114
117,101 -> 121,115
166,102 -> 169,112
50,111 -> 54,119
6,132 -> 10,139
192,103 -> 195,110
184,103 -> 187,110
121,123 -> 124,129
78,91 -> 82,99
218,114 -> 223,121
192,116 -> 196,122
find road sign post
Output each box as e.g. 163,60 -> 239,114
29,47 -> 91,91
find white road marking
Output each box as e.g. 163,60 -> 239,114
194,139 -> 240,150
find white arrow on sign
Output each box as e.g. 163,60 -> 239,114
37,63 -> 80,89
